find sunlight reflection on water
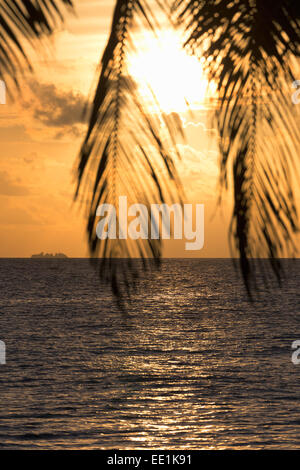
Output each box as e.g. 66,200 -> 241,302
0,259 -> 299,449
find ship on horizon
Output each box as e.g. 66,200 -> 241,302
31,252 -> 68,259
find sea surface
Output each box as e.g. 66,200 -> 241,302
0,258 -> 299,450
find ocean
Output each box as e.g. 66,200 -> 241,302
0,258 -> 299,449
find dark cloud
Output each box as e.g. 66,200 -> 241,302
24,81 -> 87,129
54,124 -> 85,140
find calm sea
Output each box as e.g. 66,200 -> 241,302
0,258 -> 299,449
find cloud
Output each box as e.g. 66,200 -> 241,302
174,144 -> 219,200
183,119 -> 219,140
22,80 -> 87,135
0,171 -> 30,196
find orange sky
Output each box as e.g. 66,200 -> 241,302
0,0 -> 297,258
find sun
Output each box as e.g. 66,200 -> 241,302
127,30 -> 212,114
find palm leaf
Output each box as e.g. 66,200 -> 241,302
76,0 -> 183,304
0,0 -> 73,88
173,0 -> 300,293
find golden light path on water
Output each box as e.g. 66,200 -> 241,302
1,260 -> 299,449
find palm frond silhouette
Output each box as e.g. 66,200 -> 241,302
75,0 -> 184,302
1,1 -> 299,300
0,0 -> 73,89
78,0 -> 300,299
173,0 -> 300,293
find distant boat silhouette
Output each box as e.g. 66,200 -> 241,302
31,252 -> 68,259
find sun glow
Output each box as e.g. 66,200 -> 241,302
128,30 -> 212,114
